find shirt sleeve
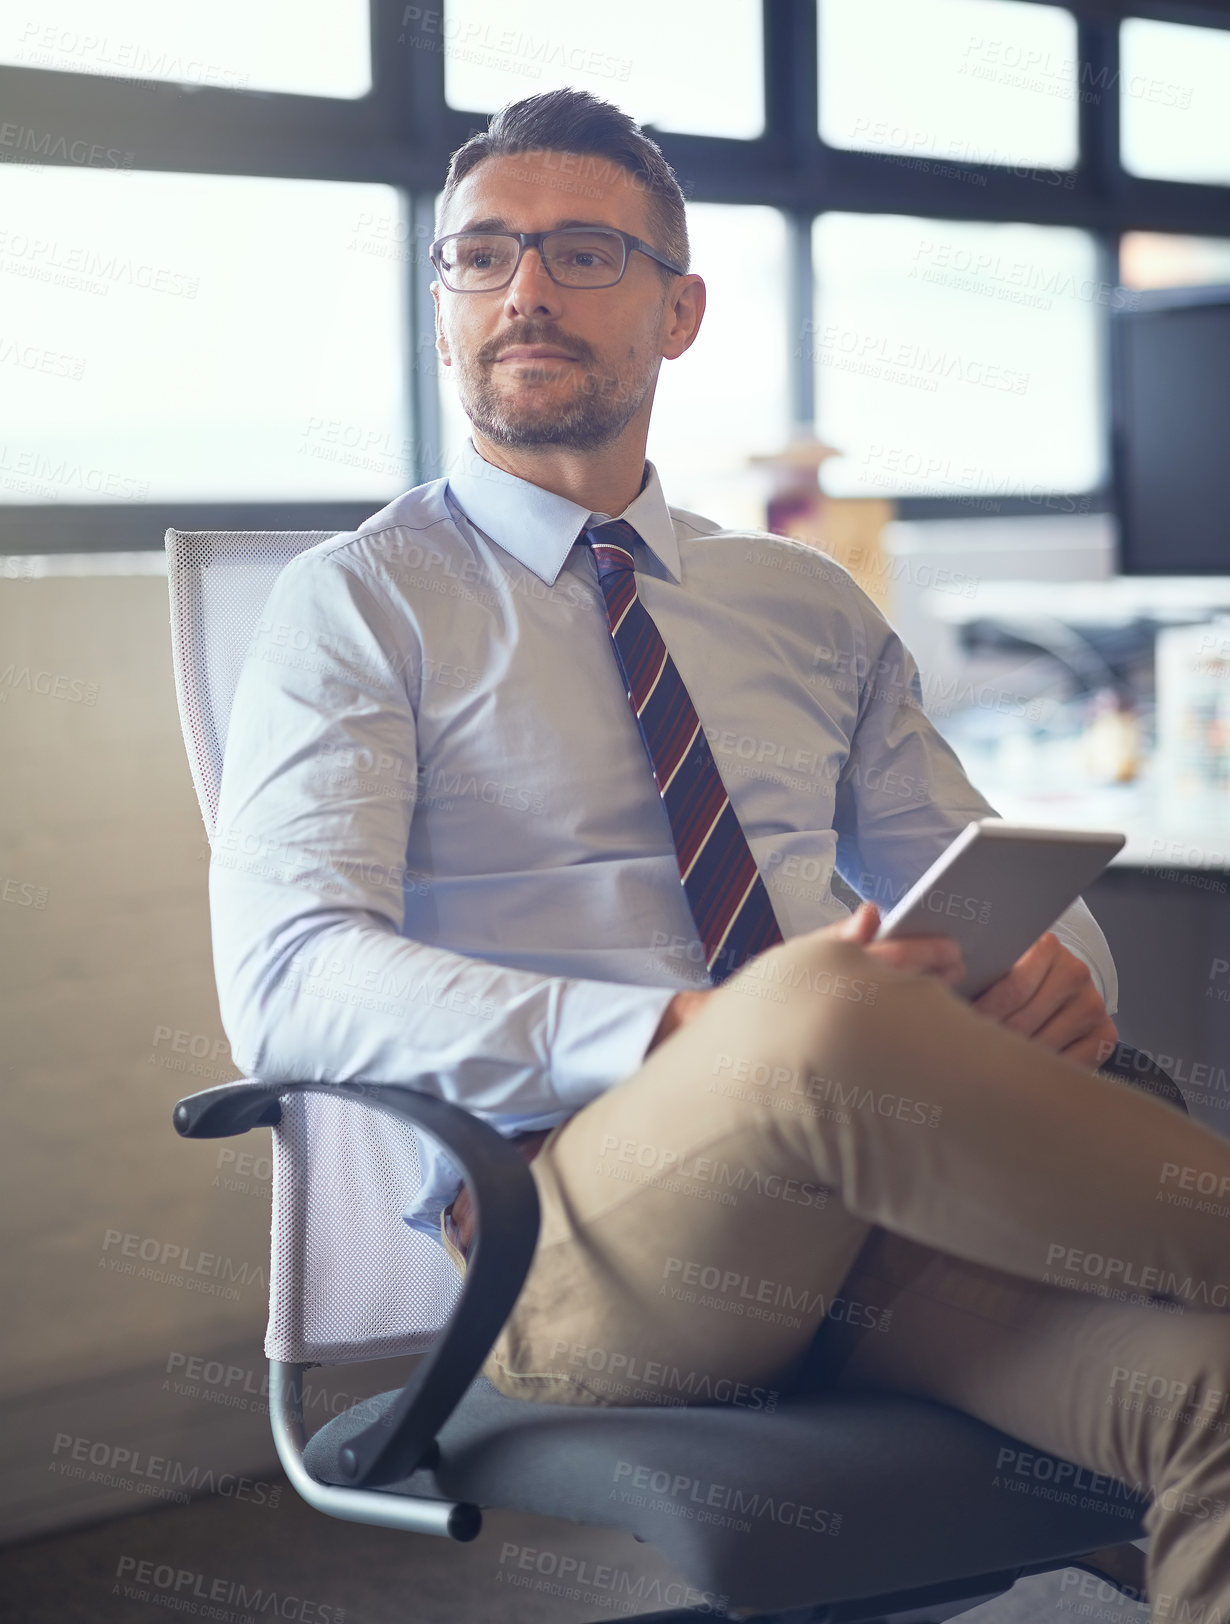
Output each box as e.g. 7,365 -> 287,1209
829,587 -> 1119,1018
209,545 -> 676,1123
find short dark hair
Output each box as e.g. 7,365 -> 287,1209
438,87 -> 690,276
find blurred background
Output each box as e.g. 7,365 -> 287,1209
2,2 -> 1229,1619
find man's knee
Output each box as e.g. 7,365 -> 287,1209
730,936 -> 881,1013
1177,1327 -> 1230,1441
1119,1323 -> 1230,1463
728,933 -> 943,1051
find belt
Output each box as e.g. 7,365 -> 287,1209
442,1126 -> 554,1263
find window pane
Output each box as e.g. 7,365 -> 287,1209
0,0 -> 371,98
0,167 -> 409,502
440,0 -> 763,139
1121,232 -> 1230,291
813,213 -> 1102,499
647,206 -> 791,526
1120,19 -> 1230,187
438,205 -> 790,529
819,0 -> 1078,171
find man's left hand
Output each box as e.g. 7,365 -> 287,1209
971,931 -> 1117,1070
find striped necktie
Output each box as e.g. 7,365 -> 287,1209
582,518 -> 783,985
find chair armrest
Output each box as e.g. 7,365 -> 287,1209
1096,1042 -> 1188,1115
173,1080 -> 284,1136
173,1079 -> 540,1489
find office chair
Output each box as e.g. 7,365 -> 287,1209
166,525 -> 1187,1622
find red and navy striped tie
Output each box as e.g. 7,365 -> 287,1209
583,519 -> 783,984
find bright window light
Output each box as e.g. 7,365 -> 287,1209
1120,232 -> 1230,291
813,213 -> 1103,499
441,0 -> 764,139
648,205 -> 791,527
0,166 -> 409,503
819,0 -> 1078,171
0,0 -> 372,98
1120,19 -> 1230,187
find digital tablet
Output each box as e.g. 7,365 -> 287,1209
873,819 -> 1126,999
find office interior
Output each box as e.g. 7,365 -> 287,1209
1,1 -> 1229,1620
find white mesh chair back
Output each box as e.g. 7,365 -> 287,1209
166,530 -> 334,837
166,529 -> 462,1364
269,1090 -> 461,1365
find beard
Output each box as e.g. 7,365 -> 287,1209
451,321 -> 657,451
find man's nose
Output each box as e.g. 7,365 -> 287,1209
502,246 -> 564,319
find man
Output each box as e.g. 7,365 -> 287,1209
212,89 -> 1230,1612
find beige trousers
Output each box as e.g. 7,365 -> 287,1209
441,932 -> 1230,1617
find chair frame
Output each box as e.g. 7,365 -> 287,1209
174,1077 -> 535,1517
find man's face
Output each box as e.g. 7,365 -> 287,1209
432,149 -> 692,452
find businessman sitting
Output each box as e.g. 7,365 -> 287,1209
212,88 -> 1230,1613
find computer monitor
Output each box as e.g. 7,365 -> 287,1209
1111,283 -> 1230,575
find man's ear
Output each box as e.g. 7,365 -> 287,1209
431,281 -> 451,367
661,274 -> 706,362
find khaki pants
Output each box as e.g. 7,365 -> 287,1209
441,932 -> 1230,1616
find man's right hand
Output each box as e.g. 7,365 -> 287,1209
646,902 -> 964,1052
838,899 -> 965,985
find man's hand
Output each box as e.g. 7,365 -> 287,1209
648,987 -> 711,1051
645,901 -> 964,1052
647,906 -> 1116,1071
837,899 -> 965,985
970,929 -> 1118,1069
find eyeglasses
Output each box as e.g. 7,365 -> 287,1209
429,227 -> 685,292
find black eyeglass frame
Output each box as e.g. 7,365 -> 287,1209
429,227 -> 686,291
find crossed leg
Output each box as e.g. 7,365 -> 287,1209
820,1228 -> 1230,1616
459,931 -> 1230,1612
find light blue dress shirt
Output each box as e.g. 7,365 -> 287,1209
210,436 -> 1117,1241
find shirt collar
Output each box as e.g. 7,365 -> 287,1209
446,436 -> 682,586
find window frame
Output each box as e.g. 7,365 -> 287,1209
1,0 -> 1228,550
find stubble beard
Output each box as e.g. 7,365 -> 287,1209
453,341 -> 656,452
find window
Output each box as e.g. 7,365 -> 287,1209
0,0 -> 372,98
5,2 -> 1230,549
648,206 -> 790,526
818,0 -> 1078,171
1120,19 -> 1230,187
813,213 -> 1102,500
0,166 -> 408,502
1120,232 -> 1230,291
440,0 -> 764,139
